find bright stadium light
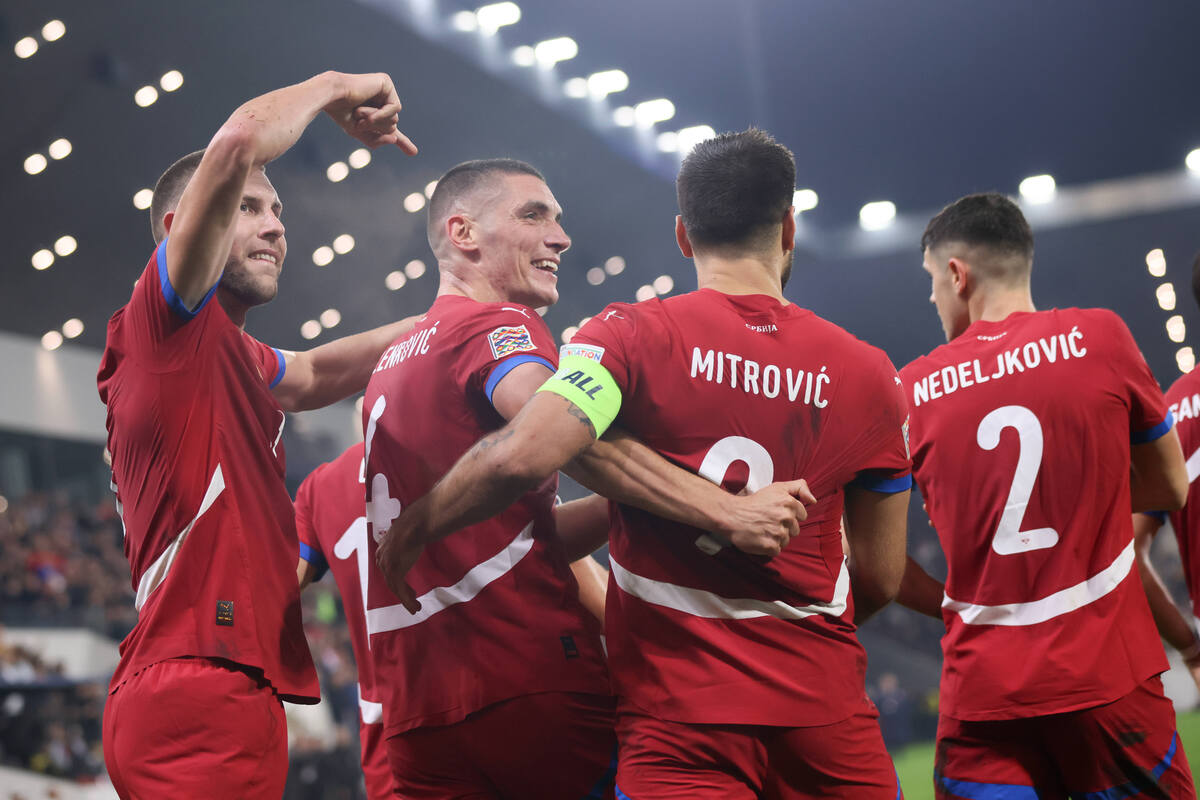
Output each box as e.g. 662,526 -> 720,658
1157,282 -> 1177,311
159,70 -> 184,92
54,235 -> 77,256
635,285 -> 656,302
41,20 -> 66,41
404,192 -> 426,212
1019,174 -> 1056,204
326,161 -> 349,182
1187,149 -> 1200,173
452,10 -> 478,31
859,201 -> 896,231
561,326 -> 579,343
41,331 -> 63,351
47,138 -> 71,160
424,180 -> 438,198
793,188 -> 819,212
332,234 -> 355,255
24,153 -> 47,175
1146,248 -> 1167,278
587,69 -> 628,98
634,98 -> 675,127
14,37 -> 38,59
385,270 -> 408,290
348,148 -> 371,169
476,2 -> 520,34
653,275 -> 674,295
586,267 -> 605,285
31,249 -> 54,270
62,318 -> 84,339
405,259 -> 427,279
511,45 -> 536,67
1167,315 -> 1187,343
612,106 -> 636,127
300,320 -> 322,340
534,37 -> 578,67
134,85 -> 159,107
563,77 -> 588,98
676,125 -> 716,154
604,255 -> 625,275
133,188 -> 153,210
655,132 -> 678,153
1178,346 -> 1196,374
319,308 -> 342,329
312,246 -> 334,266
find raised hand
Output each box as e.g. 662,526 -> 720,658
324,72 -> 418,154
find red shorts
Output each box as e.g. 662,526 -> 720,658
386,691 -> 617,799
102,656 -> 287,799
360,717 -> 393,800
614,697 -> 902,800
935,676 -> 1194,799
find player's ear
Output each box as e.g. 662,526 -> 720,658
781,208 -> 796,253
446,214 -> 478,255
947,257 -> 969,296
675,215 -> 694,258
162,211 -> 175,235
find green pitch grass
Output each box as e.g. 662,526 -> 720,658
892,709 -> 1200,799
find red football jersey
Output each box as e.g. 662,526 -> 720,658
97,240 -> 318,701
363,295 -> 609,738
572,289 -> 912,727
1162,369 -> 1200,625
294,443 -> 386,721
901,308 -> 1170,721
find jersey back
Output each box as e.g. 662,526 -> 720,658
900,308 -> 1170,721
96,240 -> 317,701
571,289 -> 911,727
1163,369 -> 1200,623
362,295 -> 609,737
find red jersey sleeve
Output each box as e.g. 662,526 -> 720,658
1097,310 -> 1173,442
847,348 -> 913,492
243,332 -> 287,390
570,302 -> 639,395
294,470 -> 329,581
464,307 -> 559,407
122,238 -> 222,360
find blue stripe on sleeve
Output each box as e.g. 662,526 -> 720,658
855,472 -> 913,494
935,772 -> 1042,800
1142,510 -> 1168,523
484,354 -> 556,406
1078,732 -> 1178,799
298,541 -> 329,581
156,237 -> 219,320
269,348 -> 287,389
1132,411 -> 1175,445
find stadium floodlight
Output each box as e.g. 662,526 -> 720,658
534,37 -> 577,67
300,320 -> 322,340
14,37 -> 38,59
320,309 -> 342,329
31,249 -> 54,270
327,162 -> 349,182
793,189 -> 819,213
48,138 -> 71,160
1146,249 -> 1166,278
1167,315 -> 1186,343
586,69 -> 628,98
133,189 -> 153,210
677,125 -> 716,154
54,235 -> 77,256
634,98 -> 675,127
160,70 -> 184,92
348,148 -> 371,169
424,180 -> 438,198
41,20 -> 66,41
1157,282 -> 1177,311
1018,174 -> 1056,204
586,267 -> 605,285
452,11 -> 478,31
563,78 -> 588,98
405,259 -> 427,279
655,132 -> 678,153
859,201 -> 896,231
476,2 -> 520,34
41,331 -> 63,351
134,85 -> 159,107
511,45 -> 536,66
612,106 -> 636,127
62,318 -> 84,339
332,234 -> 355,255
635,285 -> 656,302
312,246 -> 334,267
604,256 -> 626,275
1187,149 -> 1200,173
24,153 -> 47,175
653,275 -> 674,295
404,193 -> 426,213
385,270 -> 408,291
560,326 -> 578,343
1178,346 -> 1195,374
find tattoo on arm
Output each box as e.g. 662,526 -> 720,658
477,427 -> 516,452
567,401 -> 597,439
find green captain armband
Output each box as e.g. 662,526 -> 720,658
536,353 -> 623,438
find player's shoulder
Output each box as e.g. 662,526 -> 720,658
1166,367 -> 1200,404
799,309 -> 896,370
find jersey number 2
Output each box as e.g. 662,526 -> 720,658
976,405 -> 1059,555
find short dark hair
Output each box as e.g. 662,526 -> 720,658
1191,250 -> 1200,311
150,149 -> 206,244
921,193 -> 1034,266
676,128 -> 795,250
427,158 -> 545,248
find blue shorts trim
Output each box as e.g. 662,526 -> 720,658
269,348 -> 287,389
484,354 -> 555,406
581,745 -> 617,799
1131,412 -> 1174,445
614,785 -> 633,800
156,237 -> 219,320
935,771 -> 1042,799
1077,731 -> 1178,800
855,472 -> 913,494
298,541 -> 328,581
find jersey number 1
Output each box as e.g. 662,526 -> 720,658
977,405 -> 1059,555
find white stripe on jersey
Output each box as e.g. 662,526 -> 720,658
609,555 -> 850,621
943,538 -> 1134,627
1186,447 -> 1200,483
366,522 -> 534,634
135,464 -> 226,612
358,686 -> 383,725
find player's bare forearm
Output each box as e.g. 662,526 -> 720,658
844,486 -> 909,623
896,556 -> 945,620
554,494 -> 613,562
1133,513 -> 1200,658
570,556 -> 609,625
274,316 -> 420,411
1130,429 -> 1188,513
297,556 -> 318,590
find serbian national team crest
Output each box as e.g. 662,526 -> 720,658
488,324 -> 537,360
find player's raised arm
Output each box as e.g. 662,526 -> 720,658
843,484 -> 910,623
165,72 -> 416,311
273,314 -> 422,412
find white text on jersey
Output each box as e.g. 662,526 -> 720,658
690,347 -> 830,407
911,327 -> 1087,408
373,324 -> 439,374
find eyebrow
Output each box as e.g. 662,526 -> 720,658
517,200 -> 562,222
244,193 -> 284,215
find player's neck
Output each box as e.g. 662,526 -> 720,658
970,285 -> 1036,325
217,291 -> 250,329
694,255 -> 787,304
436,269 -> 504,304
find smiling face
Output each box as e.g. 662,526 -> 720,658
219,169 -> 286,308
470,173 -> 570,308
